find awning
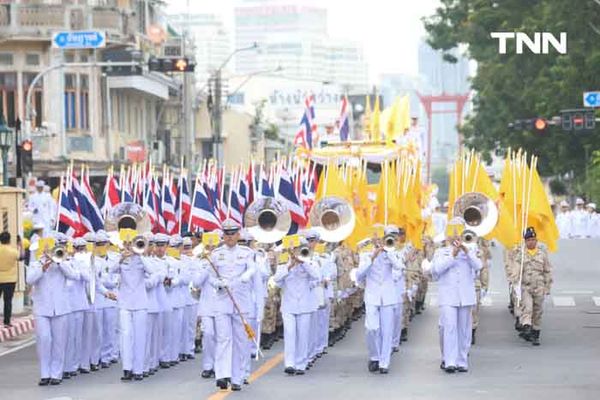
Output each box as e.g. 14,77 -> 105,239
108,74 -> 172,100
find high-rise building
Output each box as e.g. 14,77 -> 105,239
417,41 -> 471,166
234,1 -> 368,91
168,13 -> 232,83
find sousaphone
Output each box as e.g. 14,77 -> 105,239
309,196 -> 356,243
452,192 -> 498,238
244,197 -> 292,244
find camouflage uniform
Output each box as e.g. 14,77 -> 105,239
402,243 -> 421,330
416,236 -> 435,312
472,239 -> 491,334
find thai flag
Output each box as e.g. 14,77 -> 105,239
276,168 -> 307,226
178,173 -> 191,232
57,176 -> 77,236
101,171 -> 120,218
143,180 -> 158,231
246,162 -> 255,205
259,166 -> 274,197
81,168 -> 104,231
162,175 -> 178,235
70,172 -> 100,233
293,95 -> 317,149
339,95 -> 350,141
153,176 -> 166,233
190,177 -> 221,231
238,175 -> 248,213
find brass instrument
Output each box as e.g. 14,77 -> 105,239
461,229 -> 477,244
131,235 -> 148,255
383,235 -> 397,252
244,197 -> 292,244
296,246 -> 311,263
105,202 -> 152,232
452,192 -> 499,237
308,196 -> 356,243
50,246 -> 66,263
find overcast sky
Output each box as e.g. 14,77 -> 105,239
165,0 -> 441,82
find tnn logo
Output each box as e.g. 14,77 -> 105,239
490,32 -> 567,54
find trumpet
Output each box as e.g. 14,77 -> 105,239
297,246 -> 312,263
461,229 -> 477,244
49,246 -> 66,263
382,235 -> 397,252
130,235 -> 148,255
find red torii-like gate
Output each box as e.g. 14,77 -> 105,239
416,91 -> 470,183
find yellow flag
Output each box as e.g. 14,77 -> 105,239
363,95 -> 372,140
370,95 -> 381,142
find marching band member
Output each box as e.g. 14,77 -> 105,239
208,219 -> 256,391
166,235 -> 188,364
273,237 -> 320,376
430,217 -> 481,373
472,238 -> 491,345
142,234 -> 162,377
356,231 -> 404,374
152,233 -> 173,369
181,237 -> 200,361
110,234 -> 153,381
571,198 -> 588,238
93,231 -> 119,368
316,241 -> 335,357
555,200 -> 573,238
64,237 -> 91,377
303,230 -> 323,368
27,234 -> 79,386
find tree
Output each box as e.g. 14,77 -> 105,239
423,0 -> 600,181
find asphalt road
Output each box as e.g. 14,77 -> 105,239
1,239 -> 599,400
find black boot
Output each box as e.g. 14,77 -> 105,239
415,301 -> 422,315
515,318 -> 523,332
194,339 -> 202,354
121,370 -> 133,381
471,329 -> 476,345
531,330 -> 540,346
401,328 -> 408,342
519,324 -> 532,341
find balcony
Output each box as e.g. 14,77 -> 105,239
0,2 -> 131,43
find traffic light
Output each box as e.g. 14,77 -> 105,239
148,57 -> 195,73
560,109 -> 596,132
20,139 -> 33,174
533,117 -> 548,135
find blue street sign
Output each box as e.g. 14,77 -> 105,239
52,31 -> 106,49
583,91 -> 600,108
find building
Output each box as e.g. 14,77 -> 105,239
417,41 -> 471,167
234,1 -> 368,92
167,13 -> 232,85
0,0 -> 185,180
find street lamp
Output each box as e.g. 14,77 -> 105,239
0,111 -> 14,186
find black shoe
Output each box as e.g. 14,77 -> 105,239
101,362 -> 110,369
515,318 -> 523,332
379,368 -> 389,374
392,346 -> 399,353
244,379 -> 249,385
186,354 -> 195,360
143,371 -> 149,378
79,368 -> 90,374
110,359 -> 119,364
315,353 -> 322,358
368,360 -> 379,372
519,325 -> 532,341
401,328 -> 408,342
49,379 -> 61,385
69,371 -> 78,377
133,374 -> 143,381
148,370 -> 155,376
445,366 -> 457,373
322,349 -> 328,355
121,370 -> 133,381
440,361 -> 446,370
194,339 -> 202,354
294,369 -> 305,375
231,384 -> 242,391
38,378 -> 50,386
471,329 -> 476,345
62,372 -> 70,380
90,364 -> 99,372
179,354 -> 187,362
216,378 -> 229,390
169,361 -> 178,366
457,367 -> 468,373
531,330 -> 541,346
201,369 -> 215,378
284,367 -> 295,375
160,362 -> 170,369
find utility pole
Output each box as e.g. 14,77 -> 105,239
213,69 -> 223,165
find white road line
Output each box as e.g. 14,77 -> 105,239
592,297 -> 600,307
560,290 -> 594,295
552,296 -> 576,307
0,337 -> 36,358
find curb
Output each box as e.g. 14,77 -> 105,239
0,316 -> 35,342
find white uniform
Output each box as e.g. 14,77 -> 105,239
28,191 -> 56,233
555,210 -> 573,238
94,254 -> 119,365
571,209 -> 588,238
193,259 -> 218,373
431,246 -> 482,370
65,254 -> 90,374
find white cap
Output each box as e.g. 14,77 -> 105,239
560,200 -> 569,207
35,180 -> 45,188
33,223 -> 45,231
384,225 -> 400,236
73,237 -> 87,248
301,229 -> 320,241
443,201 -> 449,208
83,232 -> 96,243
95,230 -> 110,243
169,235 -> 183,247
154,233 -> 169,244
576,197 -> 585,205
182,237 -> 193,247
587,203 -> 596,210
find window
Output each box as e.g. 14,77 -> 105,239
64,73 -> 76,130
23,73 -> 43,128
0,73 -> 17,127
80,75 -> 89,130
0,53 -> 13,66
25,54 -> 40,66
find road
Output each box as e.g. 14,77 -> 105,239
1,239 -> 599,400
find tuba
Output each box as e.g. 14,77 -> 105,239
308,196 -> 356,243
243,197 -> 291,244
452,192 -> 498,237
105,202 -> 152,251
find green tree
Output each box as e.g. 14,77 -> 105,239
423,0 -> 600,183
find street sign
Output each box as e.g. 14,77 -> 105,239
52,31 -> 106,49
583,91 -> 600,108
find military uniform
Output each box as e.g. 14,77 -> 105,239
471,239 -> 491,344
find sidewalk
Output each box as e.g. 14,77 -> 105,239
0,310 -> 35,343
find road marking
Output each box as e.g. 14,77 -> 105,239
207,352 -> 284,400
481,297 -> 493,307
0,337 -> 36,357
560,290 -> 594,295
592,297 -> 600,307
552,296 -> 576,307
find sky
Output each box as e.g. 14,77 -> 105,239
165,0 -> 441,82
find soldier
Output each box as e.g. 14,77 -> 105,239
27,234 -> 79,386
515,227 -> 553,346
398,228 -> 417,342
273,237 -> 320,376
471,238 -> 491,345
142,234 -> 162,377
430,218 -> 481,373
181,237 -> 200,360
208,219 -> 256,391
27,180 -> 56,234
417,234 -> 435,314
356,232 -> 404,374
260,248 -> 279,350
